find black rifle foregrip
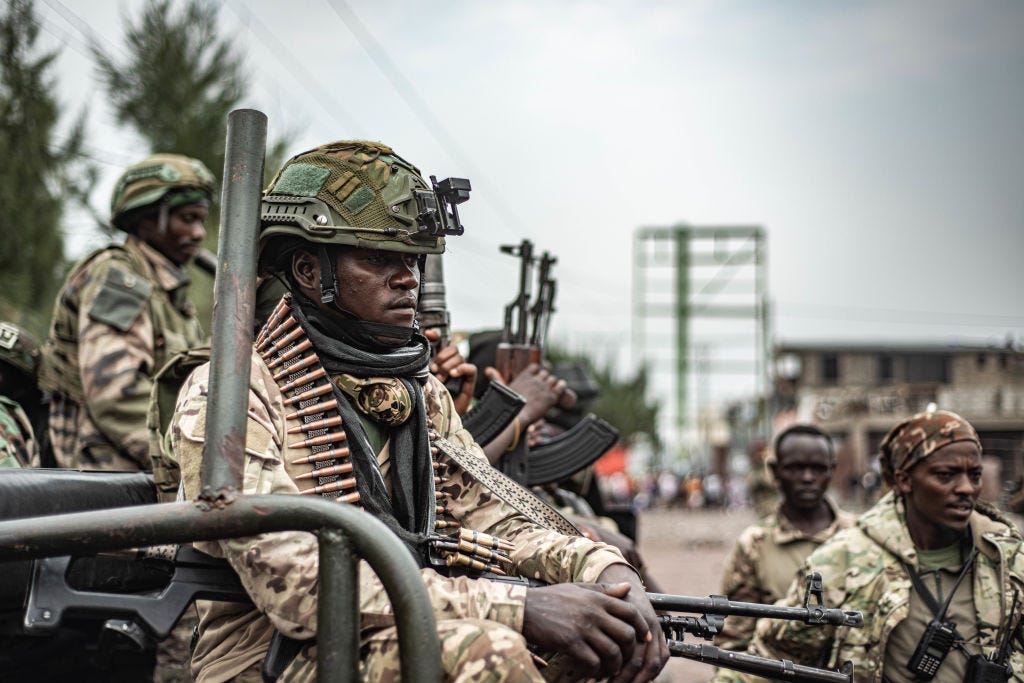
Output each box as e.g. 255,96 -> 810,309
462,382 -> 526,446
525,415 -> 619,486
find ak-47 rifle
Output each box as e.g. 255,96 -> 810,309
494,240 -> 618,486
651,573 -> 862,682
418,253 -> 526,445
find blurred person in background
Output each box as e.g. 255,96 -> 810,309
748,410 -> 1024,682
713,424 -> 855,662
0,322 -> 43,468
38,154 -> 214,471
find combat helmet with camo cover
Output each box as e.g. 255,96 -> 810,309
259,140 -> 470,270
110,153 -> 216,230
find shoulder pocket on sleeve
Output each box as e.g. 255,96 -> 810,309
87,267 -> 153,332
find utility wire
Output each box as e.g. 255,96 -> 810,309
324,0 -> 524,241
223,0 -> 365,137
37,13 -> 91,60
40,0 -> 128,61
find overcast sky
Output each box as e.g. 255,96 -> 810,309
36,0 -> 1024,416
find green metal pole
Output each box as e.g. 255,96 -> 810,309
675,227 -> 689,439
318,528 -> 360,683
0,495 -> 442,683
201,108 -> 266,500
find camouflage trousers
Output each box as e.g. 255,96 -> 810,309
273,618 -> 544,682
155,606 -> 198,682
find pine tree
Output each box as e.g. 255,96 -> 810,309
0,0 -> 94,335
93,0 -> 289,322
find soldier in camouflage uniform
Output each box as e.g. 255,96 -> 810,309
168,141 -> 668,682
39,154 -> 214,471
713,425 -> 855,662
744,410 -> 1024,682
0,322 -> 42,468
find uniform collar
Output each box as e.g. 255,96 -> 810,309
770,496 -> 847,544
857,491 -> 1019,566
125,236 -> 191,292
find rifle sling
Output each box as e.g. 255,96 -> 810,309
431,435 -> 581,537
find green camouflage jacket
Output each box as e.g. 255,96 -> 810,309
39,237 -> 204,471
714,498 -> 856,655
747,492 -> 1024,683
169,350 -> 628,682
0,396 -> 37,468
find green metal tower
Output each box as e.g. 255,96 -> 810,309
632,225 -> 770,446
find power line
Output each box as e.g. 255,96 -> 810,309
323,0 -> 524,242
222,0 -> 365,137
40,0 -> 128,61
36,12 -> 91,60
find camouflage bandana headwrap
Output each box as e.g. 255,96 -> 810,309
879,410 -> 981,483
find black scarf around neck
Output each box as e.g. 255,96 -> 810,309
290,298 -> 436,565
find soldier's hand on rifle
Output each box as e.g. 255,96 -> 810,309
523,581 -> 654,680
424,329 -> 477,415
485,363 -> 568,426
597,564 -> 670,683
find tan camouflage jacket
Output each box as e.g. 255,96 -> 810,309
0,397 -> 38,468
169,350 -> 629,682
714,498 -> 856,655
743,492 -> 1024,683
39,237 -> 204,471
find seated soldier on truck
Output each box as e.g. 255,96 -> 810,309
169,140 -> 669,682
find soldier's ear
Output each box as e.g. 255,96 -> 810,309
893,469 -> 912,495
291,250 -> 320,301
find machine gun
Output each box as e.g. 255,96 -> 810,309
652,573 -> 862,683
493,240 -> 618,485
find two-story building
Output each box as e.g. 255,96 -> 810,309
773,340 -> 1024,502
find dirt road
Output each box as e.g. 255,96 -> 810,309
636,505 -> 758,682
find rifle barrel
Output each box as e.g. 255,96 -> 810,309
647,593 -> 863,628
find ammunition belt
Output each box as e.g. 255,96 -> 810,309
257,295 -> 360,505
256,295 -> 513,576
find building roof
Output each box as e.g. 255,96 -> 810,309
775,339 -> 1022,355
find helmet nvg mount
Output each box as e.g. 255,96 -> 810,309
259,140 -> 470,262
110,153 -> 216,229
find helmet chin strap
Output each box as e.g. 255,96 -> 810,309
316,246 -> 418,348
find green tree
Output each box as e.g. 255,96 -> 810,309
589,362 -> 661,452
548,347 -> 661,451
92,0 -> 289,322
0,0 -> 95,336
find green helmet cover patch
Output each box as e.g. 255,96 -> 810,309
271,163 -> 330,198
